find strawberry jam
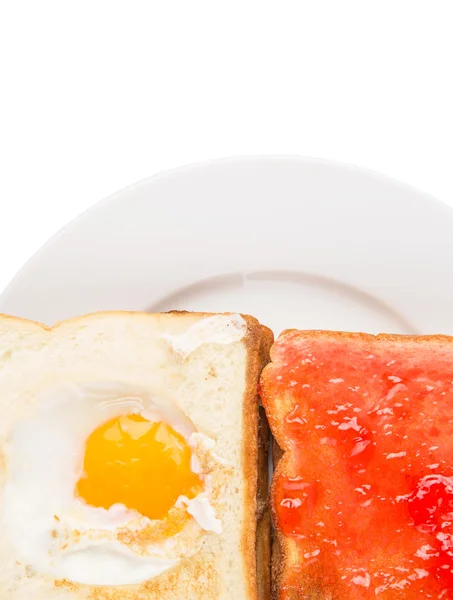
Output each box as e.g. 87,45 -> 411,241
262,332 -> 453,599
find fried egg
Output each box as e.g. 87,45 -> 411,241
2,382 -> 229,586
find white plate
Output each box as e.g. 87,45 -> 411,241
1,156 -> 453,336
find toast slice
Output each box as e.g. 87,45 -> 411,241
261,330 -> 453,599
0,311 -> 273,600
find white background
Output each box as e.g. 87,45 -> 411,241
1,1 -> 453,296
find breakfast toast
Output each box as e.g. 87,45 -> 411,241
261,330 -> 453,599
0,310 -> 273,600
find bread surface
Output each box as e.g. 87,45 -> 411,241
0,311 -> 272,600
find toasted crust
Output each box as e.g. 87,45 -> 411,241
242,318 -> 274,600
261,329 -> 453,600
270,441 -> 284,600
0,310 -> 273,600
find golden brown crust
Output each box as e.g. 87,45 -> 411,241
241,317 -> 273,600
270,439 -> 284,600
261,329 -> 453,600
271,537 -> 283,600
257,408 -> 270,523
256,329 -> 274,600
256,408 -> 271,600
256,511 -> 272,600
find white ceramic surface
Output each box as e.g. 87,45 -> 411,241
1,157 -> 453,336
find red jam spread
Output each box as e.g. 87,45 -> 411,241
267,333 -> 453,599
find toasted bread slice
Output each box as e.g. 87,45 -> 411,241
261,330 -> 453,599
0,311 -> 273,600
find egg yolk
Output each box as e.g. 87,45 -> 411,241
76,414 -> 203,520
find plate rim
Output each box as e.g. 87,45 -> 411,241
2,154 -> 453,334
4,154 -> 452,298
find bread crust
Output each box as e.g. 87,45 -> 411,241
256,410 -> 271,600
0,310 -> 272,600
241,316 -> 274,600
261,329 -> 453,600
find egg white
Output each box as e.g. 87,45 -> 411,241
1,382 -> 224,586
